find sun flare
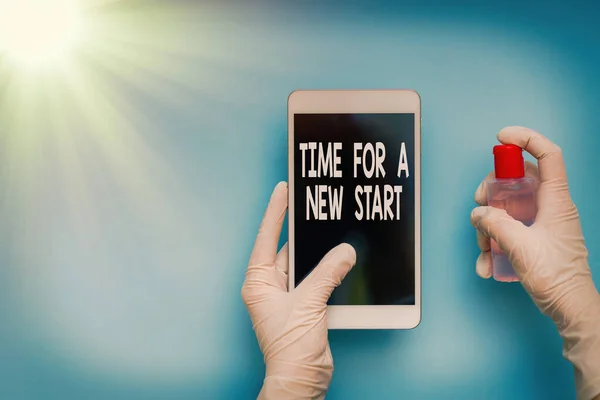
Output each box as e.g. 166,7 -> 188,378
0,0 -> 85,68
0,0 -> 245,383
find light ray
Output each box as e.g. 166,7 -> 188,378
0,0 -> 238,383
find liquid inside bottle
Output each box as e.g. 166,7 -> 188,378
486,177 -> 537,282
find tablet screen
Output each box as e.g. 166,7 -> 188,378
293,113 -> 416,306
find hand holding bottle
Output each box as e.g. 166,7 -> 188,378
242,182 -> 356,399
470,126 -> 600,400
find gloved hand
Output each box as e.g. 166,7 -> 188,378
471,126 -> 600,400
242,182 -> 356,400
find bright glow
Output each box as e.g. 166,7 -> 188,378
0,0 -> 85,68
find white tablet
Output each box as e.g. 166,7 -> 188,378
288,89 -> 421,329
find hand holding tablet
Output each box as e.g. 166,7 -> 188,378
241,182 -> 357,399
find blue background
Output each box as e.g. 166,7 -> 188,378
1,0 -> 600,399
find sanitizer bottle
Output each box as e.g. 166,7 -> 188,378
486,144 -> 537,282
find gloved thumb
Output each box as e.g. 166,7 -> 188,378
297,243 -> 357,304
471,206 -> 530,261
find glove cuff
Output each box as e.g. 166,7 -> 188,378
558,289 -> 600,400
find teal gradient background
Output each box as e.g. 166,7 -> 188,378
1,0 -> 600,399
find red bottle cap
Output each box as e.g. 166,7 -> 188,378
493,144 -> 525,179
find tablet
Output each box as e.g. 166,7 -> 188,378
287,89 -> 421,329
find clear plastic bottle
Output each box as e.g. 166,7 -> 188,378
486,144 -> 537,282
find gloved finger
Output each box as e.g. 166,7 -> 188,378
476,229 -> 490,252
476,251 -> 492,279
474,161 -> 539,206
297,243 -> 356,302
475,226 -> 492,279
274,242 -> 289,276
470,206 -> 529,257
242,260 -> 283,305
474,171 -> 495,206
497,126 -> 567,184
247,242 -> 289,293
249,182 -> 288,266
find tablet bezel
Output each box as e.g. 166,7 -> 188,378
287,89 -> 421,329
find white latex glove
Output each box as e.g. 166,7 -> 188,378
242,182 -> 357,400
471,126 -> 600,400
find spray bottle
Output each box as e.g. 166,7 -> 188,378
486,144 -> 537,282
